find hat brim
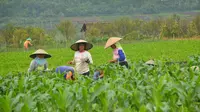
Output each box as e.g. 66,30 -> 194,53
104,37 -> 122,49
29,53 -> 51,59
70,42 -> 93,51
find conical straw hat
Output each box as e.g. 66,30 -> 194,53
104,37 -> 122,49
29,49 -> 51,58
145,60 -> 155,65
70,40 -> 93,51
26,37 -> 32,41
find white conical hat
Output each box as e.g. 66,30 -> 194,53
145,60 -> 155,65
70,40 -> 93,51
104,37 -> 122,49
191,66 -> 199,71
29,49 -> 51,58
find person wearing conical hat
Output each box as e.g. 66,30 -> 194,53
105,37 -> 129,68
145,59 -> 155,66
28,49 -> 51,72
24,37 -> 32,51
68,40 -> 93,76
191,66 -> 199,72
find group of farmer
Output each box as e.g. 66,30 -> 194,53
27,37 -> 129,80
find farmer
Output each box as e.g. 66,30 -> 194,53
93,70 -> 104,80
93,65 -> 104,80
191,66 -> 199,72
145,59 -> 155,66
24,37 -> 32,51
28,49 -> 51,72
68,40 -> 93,76
55,66 -> 75,80
104,37 -> 129,68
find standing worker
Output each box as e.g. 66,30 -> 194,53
68,40 -> 93,76
104,37 -> 129,68
24,37 -> 32,51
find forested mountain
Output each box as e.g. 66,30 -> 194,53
0,0 -> 200,17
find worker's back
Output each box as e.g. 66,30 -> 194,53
24,40 -> 30,47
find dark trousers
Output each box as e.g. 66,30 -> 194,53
82,71 -> 90,76
119,61 -> 129,68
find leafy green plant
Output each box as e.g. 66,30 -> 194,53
0,56 -> 200,111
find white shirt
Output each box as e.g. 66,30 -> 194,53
73,51 -> 93,74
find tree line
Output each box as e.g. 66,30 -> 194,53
0,15 -> 199,51
0,0 -> 199,18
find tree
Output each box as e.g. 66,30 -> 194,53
187,21 -> 198,37
1,24 -> 15,46
56,20 -> 76,41
12,28 -> 28,47
193,15 -> 200,35
0,0 -> 200,19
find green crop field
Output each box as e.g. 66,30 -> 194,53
0,40 -> 200,111
1,40 -> 200,75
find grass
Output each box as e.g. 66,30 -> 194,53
1,40 -> 200,111
1,40 -> 200,75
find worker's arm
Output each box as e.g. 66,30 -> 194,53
28,60 -> 36,72
28,41 -> 32,46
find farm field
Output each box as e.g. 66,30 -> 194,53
1,0 -> 200,111
0,40 -> 200,111
1,40 -> 200,75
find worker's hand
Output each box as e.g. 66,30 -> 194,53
100,74 -> 104,78
81,57 -> 89,63
85,59 -> 90,63
109,59 -> 116,63
99,71 -> 104,78
66,71 -> 73,80
68,61 -> 73,65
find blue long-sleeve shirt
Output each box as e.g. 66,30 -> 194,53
113,48 -> 127,62
55,66 -> 74,75
118,49 -> 126,61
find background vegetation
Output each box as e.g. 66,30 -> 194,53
0,14 -> 199,51
1,0 -> 199,17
